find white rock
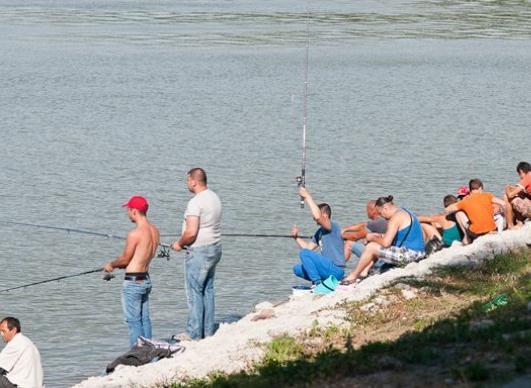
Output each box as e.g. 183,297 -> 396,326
254,301 -> 274,311
394,283 -> 411,290
373,296 -> 390,306
360,302 -> 376,312
401,289 -> 417,300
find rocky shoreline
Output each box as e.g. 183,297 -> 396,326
74,224 -> 530,388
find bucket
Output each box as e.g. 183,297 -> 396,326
292,285 -> 312,296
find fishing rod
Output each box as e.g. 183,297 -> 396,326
0,268 -> 109,294
161,233 -> 311,239
296,11 -> 310,209
0,220 -> 172,259
1,220 -> 310,242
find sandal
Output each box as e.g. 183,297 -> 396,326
340,274 -> 368,286
340,278 -> 357,286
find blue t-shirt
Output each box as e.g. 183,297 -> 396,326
312,221 -> 345,267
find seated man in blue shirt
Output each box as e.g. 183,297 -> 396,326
291,186 -> 345,285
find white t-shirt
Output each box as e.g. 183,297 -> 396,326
0,333 -> 44,388
182,189 -> 222,247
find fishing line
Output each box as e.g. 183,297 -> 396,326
0,220 -> 172,259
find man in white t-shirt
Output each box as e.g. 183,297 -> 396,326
171,168 -> 222,340
0,317 -> 43,388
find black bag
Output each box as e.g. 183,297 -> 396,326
106,342 -> 173,373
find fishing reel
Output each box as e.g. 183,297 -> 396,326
157,246 -> 171,260
102,272 -> 115,282
295,176 -> 305,209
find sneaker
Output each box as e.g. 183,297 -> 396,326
172,332 -> 193,342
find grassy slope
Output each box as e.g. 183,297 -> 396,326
172,248 -> 531,388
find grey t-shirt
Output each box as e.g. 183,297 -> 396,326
183,189 -> 222,247
366,217 -> 388,234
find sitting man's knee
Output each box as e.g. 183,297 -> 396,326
299,248 -> 313,259
365,242 -> 380,252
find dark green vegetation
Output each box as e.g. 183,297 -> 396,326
172,249 -> 530,387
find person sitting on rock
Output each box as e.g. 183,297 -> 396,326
445,179 -> 505,243
340,195 -> 426,285
418,194 -> 463,248
341,200 -> 388,261
504,161 -> 531,229
291,186 -> 345,286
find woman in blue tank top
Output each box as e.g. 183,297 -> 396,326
341,195 -> 426,285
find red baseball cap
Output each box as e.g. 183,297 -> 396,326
456,186 -> 470,197
122,196 -> 149,213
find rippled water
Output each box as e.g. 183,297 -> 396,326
0,0 -> 530,386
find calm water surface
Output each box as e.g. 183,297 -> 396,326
0,0 -> 530,386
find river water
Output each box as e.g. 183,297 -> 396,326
0,0 -> 530,386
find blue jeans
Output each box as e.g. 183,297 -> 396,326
293,248 -> 344,284
122,278 -> 152,347
185,242 -> 222,340
351,241 -> 365,258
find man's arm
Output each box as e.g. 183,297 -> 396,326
341,222 -> 367,234
492,196 -> 506,207
367,216 -> 400,248
299,187 -> 331,231
445,203 -> 459,214
342,224 -> 368,241
418,214 -> 441,224
291,225 -> 318,250
104,232 -> 138,272
506,184 -> 523,200
171,216 -> 199,251
0,344 -> 18,373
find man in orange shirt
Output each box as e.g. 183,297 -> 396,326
504,161 -> 531,229
446,179 -> 505,243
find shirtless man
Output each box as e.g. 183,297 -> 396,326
504,161 -> 531,228
103,195 -> 160,347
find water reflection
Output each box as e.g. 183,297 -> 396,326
0,1 -> 530,45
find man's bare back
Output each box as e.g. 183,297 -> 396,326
103,198 -> 160,274
125,222 -> 160,273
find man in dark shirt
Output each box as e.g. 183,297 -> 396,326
342,200 -> 388,261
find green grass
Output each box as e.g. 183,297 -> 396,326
171,249 -> 531,388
